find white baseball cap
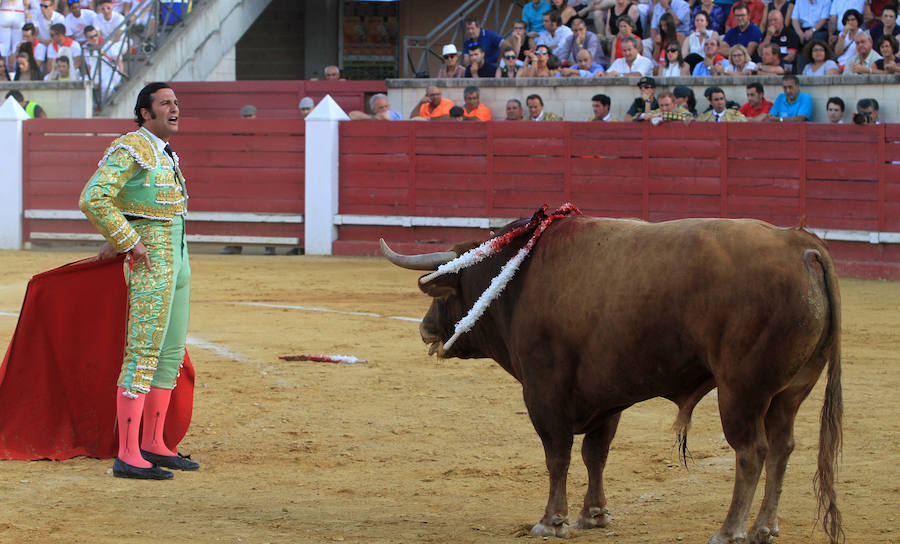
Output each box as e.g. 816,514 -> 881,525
441,44 -> 459,57
299,96 -> 314,109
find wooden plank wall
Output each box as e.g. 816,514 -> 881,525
22,118 -> 305,245
338,121 -> 900,279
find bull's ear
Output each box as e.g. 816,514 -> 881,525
418,274 -> 458,298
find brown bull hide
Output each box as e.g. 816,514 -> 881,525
388,216 -> 842,544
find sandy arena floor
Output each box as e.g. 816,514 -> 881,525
0,248 -> 897,544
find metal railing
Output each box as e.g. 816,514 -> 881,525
81,0 -> 198,112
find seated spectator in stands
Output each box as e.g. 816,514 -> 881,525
240,104 -> 257,118
82,25 -> 123,100
723,0 -> 767,31
298,96 -> 314,118
34,0 -> 64,44
522,0 -> 553,37
93,0 -> 124,42
721,3 -> 762,57
463,16 -> 503,66
692,36 -> 727,74
873,34 -> 900,72
589,93 -> 617,121
438,44 -> 466,78
844,31 -> 882,73
606,0 -> 642,40
448,105 -> 465,121
349,93 -> 403,120
644,90 -> 695,125
826,96 -> 845,123
828,0 -> 865,43
501,21 -> 534,63
651,0 -> 691,42
791,0 -> 830,45
47,22 -> 81,73
496,46 -> 525,77
698,87 -> 748,121
692,0 -> 728,34
517,43 -> 554,76
870,5 -> 899,44
651,12 -> 684,64
0,54 -> 8,81
555,17 -> 606,67
739,81 -> 772,121
723,43 -> 757,73
65,0 -> 96,44
802,39 -> 840,74
560,47 -> 605,75
605,35 -> 655,75
536,10 -> 573,53
5,89 -> 47,118
624,76 -> 659,121
464,44 -> 496,78
14,24 -> 47,73
13,50 -> 40,80
505,98 -> 525,120
525,93 -> 563,120
545,52 -> 564,76
673,85 -> 698,115
767,74 -> 813,122
853,97 -> 879,124
768,0 -> 795,32
611,16 -> 638,60
683,10 -> 720,64
462,85 -> 492,121
411,85 -> 454,120
756,42 -> 786,73
43,54 -> 78,80
657,40 -> 691,74
761,9 -> 800,73
549,0 -> 579,26
323,65 -> 342,80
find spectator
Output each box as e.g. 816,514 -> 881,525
14,23 -> 47,73
556,17 -> 606,67
870,5 -> 899,43
82,24 -> 122,100
525,93 -> 563,120
611,15 -> 638,60
549,0 -> 579,26
47,22 -> 81,73
545,52 -> 564,76
692,0 -> 728,34
437,44 -> 465,78
535,10 -> 573,53
44,53 -> 79,80
348,93 -> 403,120
34,0 -> 64,44
448,105 -> 465,120
64,0 -> 96,44
496,46 -> 525,77
240,104 -> 256,118
767,74 -> 813,122
0,0 -> 27,62
298,96 -> 314,118
652,12 -> 683,63
410,85 -> 454,120
651,0 -> 692,39
739,81 -> 773,121
756,42 -> 786,73
462,15 -> 503,66
760,9 -> 800,72
825,96 -> 845,123
645,90 -> 695,124
791,0 -> 830,45
873,34 -> 900,72
723,43 -> 757,72
683,10 -> 721,62
844,31 -> 883,74
692,36 -> 727,74
724,0 -> 768,30
624,76 -> 659,121
323,65 -> 342,80
500,21 -> 534,62
464,43 -> 496,78
93,0 -> 124,41
560,47 -> 605,75
658,39 -> 691,74
606,35 -> 655,75
672,85 -> 697,115
13,50 -> 40,79
518,43 -> 554,76
697,87 -> 748,121
853,97 -> 879,124
801,39 -> 840,74
589,93 -> 616,121
828,0 -> 865,40
5,89 -> 47,118
721,2 -> 762,57
834,9 -> 863,67
522,0 -> 553,36
767,0 -> 795,30
462,85 -> 491,121
607,0 -> 643,39
505,98 -> 525,120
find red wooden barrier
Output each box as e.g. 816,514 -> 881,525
23,118 -> 305,247
336,121 -> 900,279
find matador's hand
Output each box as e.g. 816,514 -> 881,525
97,241 -> 118,261
130,240 -> 153,270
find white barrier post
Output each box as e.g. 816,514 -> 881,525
0,97 -> 29,250
304,95 -> 349,255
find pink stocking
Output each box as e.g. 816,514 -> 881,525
116,387 -> 152,467
140,386 -> 176,456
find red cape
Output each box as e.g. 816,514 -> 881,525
0,255 -> 194,460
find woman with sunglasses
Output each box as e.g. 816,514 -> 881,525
652,12 -> 683,64
517,44 -> 553,77
723,43 -> 757,74
437,44 -> 465,78
801,39 -> 839,75
496,45 -> 525,77
656,40 -> 690,75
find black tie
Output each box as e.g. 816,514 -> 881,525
164,143 -> 180,183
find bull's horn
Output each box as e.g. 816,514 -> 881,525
379,238 -> 456,270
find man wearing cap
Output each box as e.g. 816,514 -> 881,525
697,87 -> 748,121
438,44 -> 465,78
462,16 -> 503,66
298,96 -> 314,118
604,36 -> 655,76
588,94 -> 617,122
240,104 -> 256,118
738,81 -> 772,121
410,85 -> 454,120
624,76 -> 659,121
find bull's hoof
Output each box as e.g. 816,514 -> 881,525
747,525 -> 778,544
574,506 -> 610,529
706,531 -> 746,544
530,515 -> 569,538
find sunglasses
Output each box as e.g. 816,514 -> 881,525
504,54 -> 516,59
640,85 -> 654,89
667,48 -> 679,52
40,3 -> 52,7
535,50 -> 548,55
443,54 -> 456,59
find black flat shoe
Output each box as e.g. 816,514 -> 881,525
112,458 -> 173,480
140,450 -> 200,471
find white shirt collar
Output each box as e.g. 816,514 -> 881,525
532,111 -> 545,121
140,126 -> 174,167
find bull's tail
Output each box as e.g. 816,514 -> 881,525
805,248 -> 844,544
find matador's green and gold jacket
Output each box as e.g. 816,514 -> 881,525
79,127 -> 187,253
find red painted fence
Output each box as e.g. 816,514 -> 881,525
336,121 -> 900,279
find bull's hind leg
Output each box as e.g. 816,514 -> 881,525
575,413 -> 621,530
526,395 -> 574,538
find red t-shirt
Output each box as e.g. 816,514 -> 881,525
739,99 -> 773,119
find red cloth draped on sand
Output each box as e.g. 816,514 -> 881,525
0,255 -> 194,460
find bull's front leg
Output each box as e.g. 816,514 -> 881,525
575,413 -> 621,530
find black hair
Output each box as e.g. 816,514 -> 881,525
449,105 -> 464,117
782,74 -> 799,86
463,15 -> 478,27
591,94 -> 611,107
857,98 -> 879,111
5,90 -> 24,102
842,9 -> 862,25
526,93 -> 543,106
746,81 -> 764,94
134,82 -> 173,126
826,96 -> 845,112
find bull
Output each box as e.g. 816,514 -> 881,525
381,213 -> 842,544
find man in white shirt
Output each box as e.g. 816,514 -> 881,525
33,0 -> 64,43
82,24 -> 123,100
12,23 -> 47,72
844,31 -> 882,74
604,36 -> 655,76
93,0 -> 125,41
46,22 -> 81,72
535,10 -> 572,53
64,0 -> 96,43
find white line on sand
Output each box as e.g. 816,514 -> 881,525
234,302 -> 421,322
0,311 -> 19,317
185,335 -> 246,362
